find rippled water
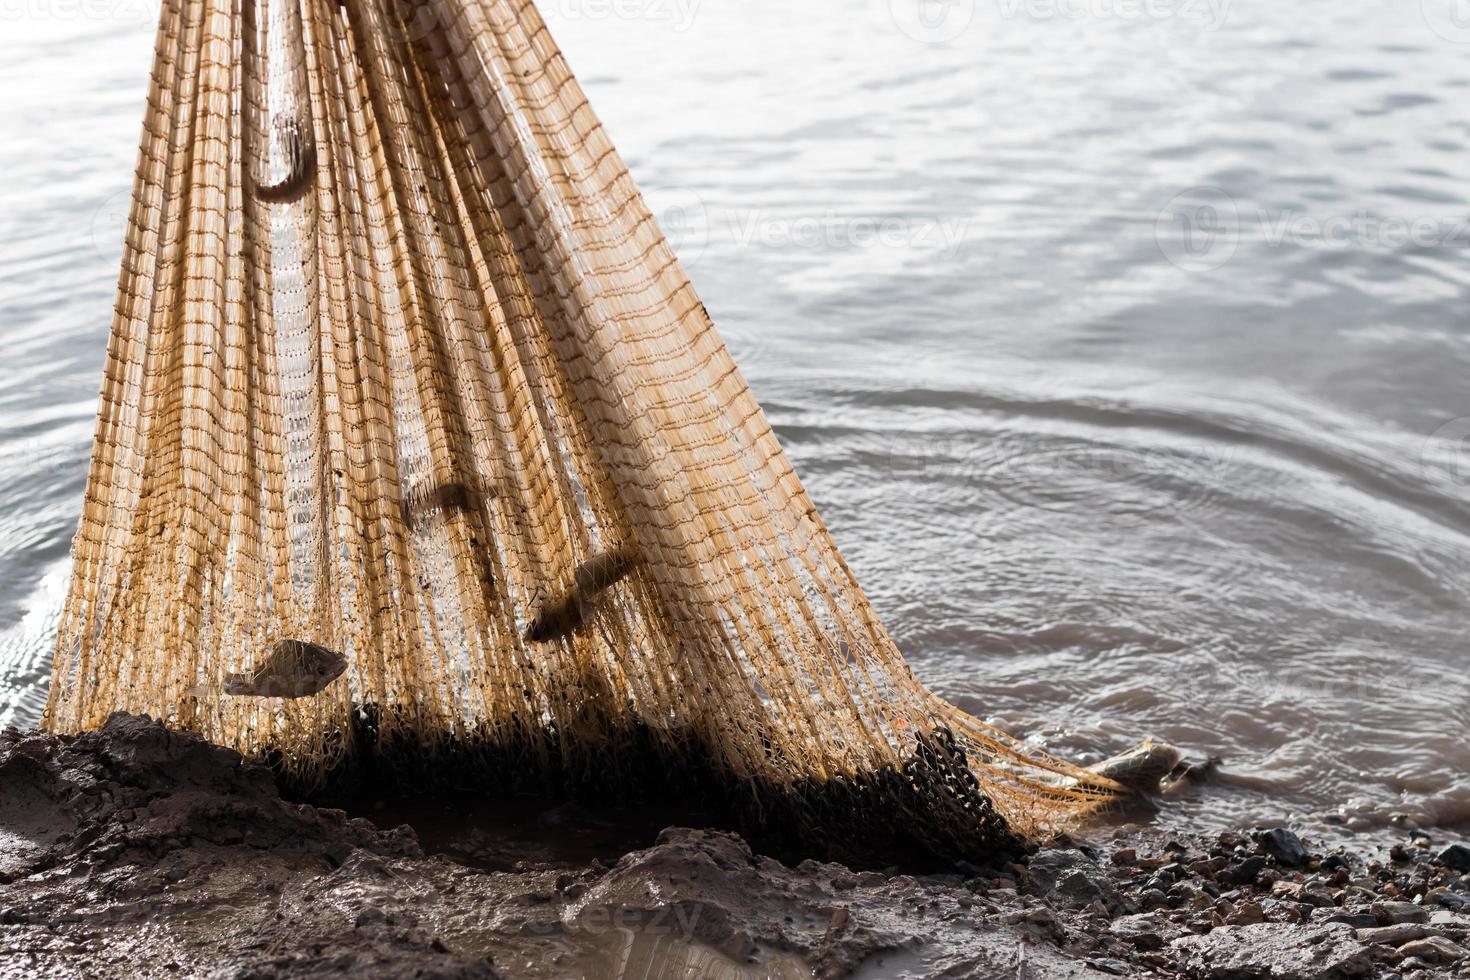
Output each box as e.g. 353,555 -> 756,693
1,0 -> 1466,842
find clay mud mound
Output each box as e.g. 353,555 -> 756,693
2,714 -> 1469,979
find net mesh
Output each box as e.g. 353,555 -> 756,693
44,0 -> 1113,853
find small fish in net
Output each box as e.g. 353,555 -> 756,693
187,640 -> 347,699
525,549 -> 642,643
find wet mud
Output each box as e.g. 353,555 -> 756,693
2,715 -> 1468,979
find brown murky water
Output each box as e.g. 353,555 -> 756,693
1,0 -> 1467,856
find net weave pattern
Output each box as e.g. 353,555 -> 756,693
45,0 -> 1110,842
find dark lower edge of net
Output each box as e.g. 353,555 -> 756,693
272,703 -> 1026,872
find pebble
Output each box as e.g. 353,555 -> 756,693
1137,888 -> 1170,911
1396,935 -> 1468,964
1356,923 -> 1428,945
1225,900 -> 1264,926
1172,923 -> 1373,980
1085,958 -> 1131,975
1324,913 -> 1379,929
1217,856 -> 1267,887
1110,914 -> 1167,951
1373,901 -> 1430,925
1436,844 -> 1470,873
1258,828 -> 1311,868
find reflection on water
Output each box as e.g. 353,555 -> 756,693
0,1 -> 1466,842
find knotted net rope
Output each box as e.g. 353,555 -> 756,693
44,0 -> 1112,853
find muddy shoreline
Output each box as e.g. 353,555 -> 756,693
2,715 -> 1467,979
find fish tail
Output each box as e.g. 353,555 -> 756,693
524,596 -> 585,644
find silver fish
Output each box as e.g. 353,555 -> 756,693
188,640 -> 347,699
1087,737 -> 1184,794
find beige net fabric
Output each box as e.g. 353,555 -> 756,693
45,0 -> 1111,850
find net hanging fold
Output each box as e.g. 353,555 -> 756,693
44,0 -> 1112,857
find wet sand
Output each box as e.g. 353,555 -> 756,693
3,714 -> 1469,979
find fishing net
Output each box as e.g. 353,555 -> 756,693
44,0 -> 1112,857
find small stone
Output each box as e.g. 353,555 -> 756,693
1172,922 -> 1373,979
1434,892 -> 1470,912
1396,936 -> 1467,964
1218,856 -> 1267,887
1110,914 -> 1167,951
1301,888 -> 1337,908
1144,874 -> 1174,894
1323,913 -> 1379,929
1085,958 -> 1131,975
1373,901 -> 1429,925
1436,845 -> 1470,873
1270,903 -> 1303,923
1137,888 -> 1170,911
1259,828 -> 1311,868
1191,857 -> 1228,879
1356,923 -> 1428,945
1226,901 -> 1265,926
1024,849 -> 1128,913
354,907 -> 385,928
1111,848 -> 1137,867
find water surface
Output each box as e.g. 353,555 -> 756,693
0,0 -> 1466,842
